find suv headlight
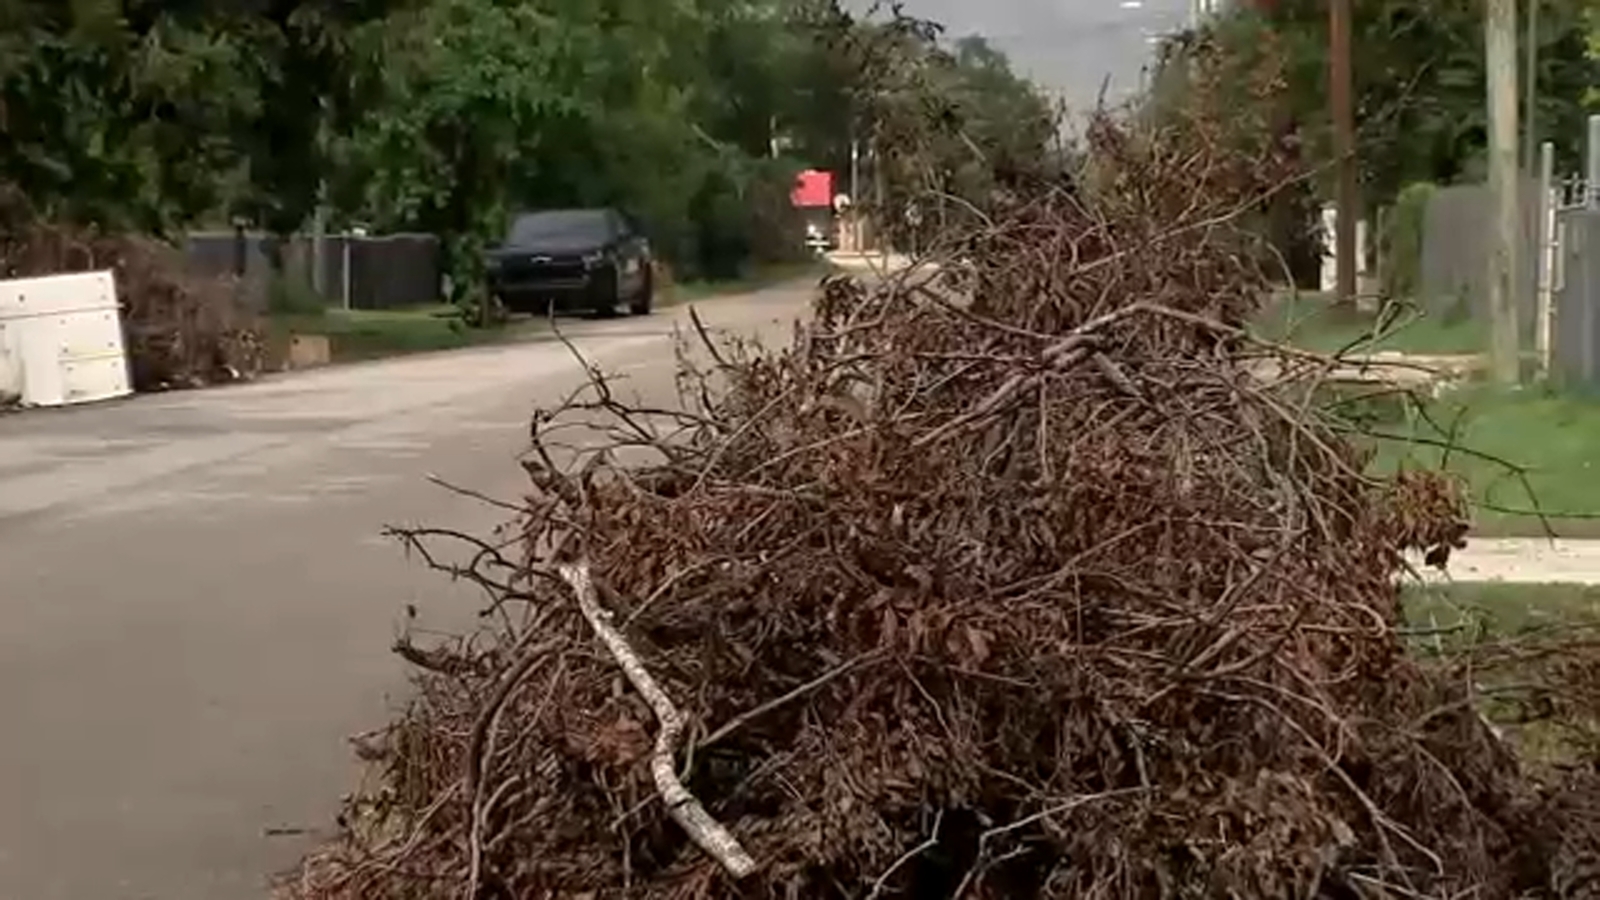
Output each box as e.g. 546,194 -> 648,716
581,251 -> 608,268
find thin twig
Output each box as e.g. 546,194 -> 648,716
425,474 -> 529,517
952,789 -> 1149,898
698,652 -> 885,751
867,810 -> 944,900
462,607 -> 558,899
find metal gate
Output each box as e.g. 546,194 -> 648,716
1542,112 -> 1600,386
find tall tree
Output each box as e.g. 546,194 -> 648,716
1207,0 -> 1600,206
0,0 -> 258,230
231,0 -> 414,236
0,0 -> 1055,290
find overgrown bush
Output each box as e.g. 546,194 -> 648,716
1381,180 -> 1436,301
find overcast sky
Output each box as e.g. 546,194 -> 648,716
860,0 -> 1194,114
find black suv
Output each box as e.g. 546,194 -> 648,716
485,208 -> 654,316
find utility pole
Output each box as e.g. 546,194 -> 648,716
1536,140 -> 1555,377
846,137 -> 861,254
311,104 -> 329,300
311,188 -> 327,299
849,139 -> 860,208
1522,0 -> 1538,171
1329,0 -> 1358,307
1486,0 -> 1522,385
872,136 -> 886,255
1589,115 -> 1600,208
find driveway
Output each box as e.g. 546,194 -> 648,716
0,282 -> 814,900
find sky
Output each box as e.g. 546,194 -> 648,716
859,0 -> 1195,114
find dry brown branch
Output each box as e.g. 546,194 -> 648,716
868,809 -> 945,900
697,651 -> 885,751
461,608 -> 559,898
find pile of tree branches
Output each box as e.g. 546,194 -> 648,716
283,44 -> 1599,900
0,185 -> 265,392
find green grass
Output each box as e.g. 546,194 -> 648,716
1401,581 -> 1600,768
1362,384 -> 1600,538
1259,289 -> 1600,540
269,261 -> 827,365
664,260 -> 826,304
1404,581 -> 1600,642
1253,290 -> 1486,356
269,305 -> 505,362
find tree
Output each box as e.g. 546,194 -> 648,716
0,0 -> 258,231
332,0 -> 763,293
1205,0 -> 1600,207
783,4 -> 1056,246
1588,4 -> 1600,109
0,0 -> 1055,299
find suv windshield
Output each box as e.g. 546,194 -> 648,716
507,210 -> 613,245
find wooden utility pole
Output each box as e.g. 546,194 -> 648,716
1522,0 -> 1538,170
1329,0 -> 1358,307
1486,0 -> 1522,385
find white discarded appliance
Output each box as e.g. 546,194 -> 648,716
0,270 -> 132,408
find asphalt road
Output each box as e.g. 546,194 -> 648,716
0,281 -> 815,900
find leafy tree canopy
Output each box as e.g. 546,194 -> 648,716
1192,0 -> 1600,208
0,0 -> 1057,287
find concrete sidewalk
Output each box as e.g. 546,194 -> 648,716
1421,538 -> 1600,585
826,250 -> 919,275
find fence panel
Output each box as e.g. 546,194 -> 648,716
1419,179 -> 1540,334
348,234 -> 441,310
183,231 -> 442,311
1552,208 -> 1600,387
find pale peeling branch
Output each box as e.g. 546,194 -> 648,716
558,562 -> 758,880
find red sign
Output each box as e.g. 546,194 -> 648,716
790,170 -> 833,209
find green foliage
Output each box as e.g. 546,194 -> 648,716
1589,5 -> 1600,108
1199,0 -> 1600,208
1381,180 -> 1436,301
821,17 -> 1059,246
0,0 -> 260,231
267,273 -> 329,317
0,0 -> 1055,303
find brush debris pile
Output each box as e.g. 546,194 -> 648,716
288,102 -> 1587,900
0,185 -> 264,391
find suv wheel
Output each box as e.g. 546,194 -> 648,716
591,270 -> 622,318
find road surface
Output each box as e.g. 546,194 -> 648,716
0,282 -> 814,900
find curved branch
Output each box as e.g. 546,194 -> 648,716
558,562 -> 758,880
